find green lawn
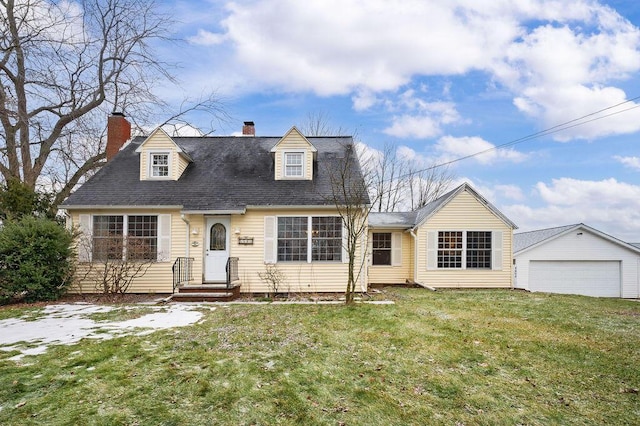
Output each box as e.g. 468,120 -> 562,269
1,288 -> 638,425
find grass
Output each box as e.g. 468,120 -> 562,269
0,288 -> 638,425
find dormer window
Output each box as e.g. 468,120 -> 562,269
150,152 -> 170,178
284,152 -> 304,178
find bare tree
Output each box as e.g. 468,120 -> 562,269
77,233 -> 157,297
325,143 -> 377,304
406,163 -> 454,210
298,111 -> 354,137
0,0 -> 223,207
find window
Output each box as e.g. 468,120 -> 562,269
92,215 -> 158,261
466,231 -> 491,269
150,153 -> 169,178
127,216 -> 158,261
433,231 -> 493,269
210,223 -> 226,251
93,216 -> 124,261
437,231 -> 463,268
284,152 -> 304,177
372,233 -> 392,265
277,217 -> 308,261
275,216 -> 342,262
312,217 -> 342,261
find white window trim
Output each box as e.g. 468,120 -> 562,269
428,230 -> 497,271
282,150 -> 306,179
148,151 -> 172,180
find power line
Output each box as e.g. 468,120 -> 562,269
395,95 -> 640,178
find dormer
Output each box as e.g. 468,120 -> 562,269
270,126 -> 317,181
135,128 -> 192,181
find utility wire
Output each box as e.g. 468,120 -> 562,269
394,95 -> 640,179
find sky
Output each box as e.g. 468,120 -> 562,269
151,0 -> 640,241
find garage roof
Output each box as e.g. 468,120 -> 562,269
514,223 -> 640,255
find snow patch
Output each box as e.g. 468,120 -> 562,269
0,303 -> 208,361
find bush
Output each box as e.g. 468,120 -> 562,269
0,216 -> 75,304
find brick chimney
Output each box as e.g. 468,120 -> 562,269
242,121 -> 255,136
106,112 -> 131,161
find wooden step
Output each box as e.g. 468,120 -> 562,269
171,292 -> 236,302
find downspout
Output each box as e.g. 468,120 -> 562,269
181,214 -> 190,258
409,228 -> 418,282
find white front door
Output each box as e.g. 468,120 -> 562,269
205,217 -> 230,282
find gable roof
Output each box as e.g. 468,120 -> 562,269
369,182 -> 517,230
62,135 -> 364,211
269,126 -> 317,153
134,127 -> 193,162
413,182 -> 517,229
514,223 -> 640,255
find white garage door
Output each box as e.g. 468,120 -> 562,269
529,261 -> 621,297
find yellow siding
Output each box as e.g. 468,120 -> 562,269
138,131 -> 184,181
368,230 -> 414,284
228,209 -> 365,293
177,155 -> 189,178
273,131 -> 314,181
70,208 -> 364,294
70,209 -> 187,294
415,190 -> 513,288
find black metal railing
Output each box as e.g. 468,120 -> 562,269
226,257 -> 239,288
172,257 -> 194,293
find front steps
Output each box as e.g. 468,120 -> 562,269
171,283 -> 241,302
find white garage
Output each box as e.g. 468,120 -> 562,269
514,224 -> 640,298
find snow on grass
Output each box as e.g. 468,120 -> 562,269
0,303 -> 208,361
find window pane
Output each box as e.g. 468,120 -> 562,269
93,216 -> 124,261
210,223 -> 226,251
277,217 -> 307,261
128,216 -> 158,261
437,231 -> 462,268
372,232 -> 392,265
151,154 -> 169,177
284,152 -> 303,177
466,231 -> 491,269
312,217 -> 342,261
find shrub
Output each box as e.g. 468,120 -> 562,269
0,216 -> 75,304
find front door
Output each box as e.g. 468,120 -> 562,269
205,217 -> 230,282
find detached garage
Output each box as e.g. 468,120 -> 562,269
514,224 -> 640,298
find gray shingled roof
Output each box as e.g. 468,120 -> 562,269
62,135 -> 367,210
369,183 -> 517,230
513,224 -> 580,253
368,211 -> 417,228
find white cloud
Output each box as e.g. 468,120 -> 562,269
614,155 -> 640,170
188,29 -> 226,46
173,1 -> 640,141
502,178 -> 640,241
434,136 -> 527,164
495,184 -> 525,201
383,99 -> 461,139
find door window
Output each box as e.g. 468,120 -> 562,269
210,223 -> 226,250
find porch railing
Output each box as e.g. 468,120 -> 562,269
226,257 -> 239,288
172,257 -> 194,293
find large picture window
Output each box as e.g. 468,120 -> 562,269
92,215 -> 158,261
276,216 -> 342,262
372,233 -> 392,265
435,231 -> 492,269
312,217 -> 342,261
